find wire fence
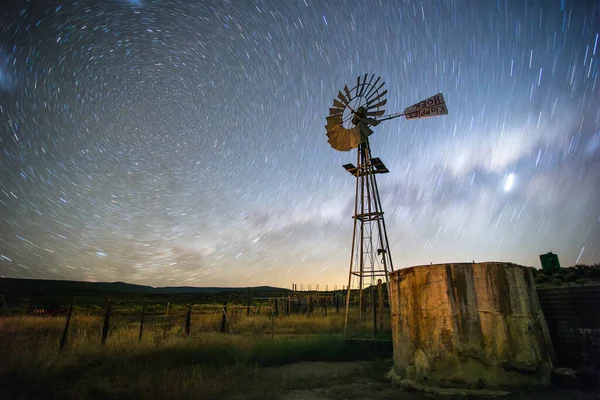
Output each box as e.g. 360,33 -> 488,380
0,292 -> 393,353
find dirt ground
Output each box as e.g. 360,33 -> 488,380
236,361 -> 600,400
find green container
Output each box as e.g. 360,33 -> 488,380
539,252 -> 561,273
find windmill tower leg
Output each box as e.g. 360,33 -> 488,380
343,138 -> 394,337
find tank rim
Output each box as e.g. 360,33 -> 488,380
390,261 -> 528,276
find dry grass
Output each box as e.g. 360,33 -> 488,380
0,310 -> 388,399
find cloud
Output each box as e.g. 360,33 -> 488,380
0,50 -> 16,91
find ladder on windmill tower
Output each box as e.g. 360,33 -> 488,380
324,74 -> 448,336
343,140 -> 392,327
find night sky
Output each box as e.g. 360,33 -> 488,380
1,0 -> 599,288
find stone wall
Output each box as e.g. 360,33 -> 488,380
536,283 -> 600,369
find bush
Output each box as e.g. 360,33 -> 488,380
565,271 -> 579,283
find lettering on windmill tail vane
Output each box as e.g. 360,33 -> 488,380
405,104 -> 448,119
403,93 -> 448,120
410,94 -> 445,110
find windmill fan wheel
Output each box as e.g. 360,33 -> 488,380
325,74 -> 387,151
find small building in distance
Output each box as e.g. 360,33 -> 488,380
540,252 -> 561,273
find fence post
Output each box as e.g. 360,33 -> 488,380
286,297 -> 290,316
373,286 -> 378,337
139,303 -> 146,343
0,295 -> 6,316
59,299 -> 74,353
101,297 -> 112,346
336,294 -> 340,314
247,299 -> 251,316
162,301 -> 170,340
220,301 -> 228,333
323,298 -> 328,316
270,308 -> 275,339
185,304 -> 191,337
308,296 -> 312,318
377,279 -> 384,332
274,298 -> 279,316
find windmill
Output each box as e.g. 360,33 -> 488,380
325,74 -> 448,335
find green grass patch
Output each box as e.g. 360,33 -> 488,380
247,335 -> 358,366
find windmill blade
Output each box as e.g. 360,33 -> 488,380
355,76 -> 362,97
347,126 -> 362,149
364,76 -> 381,99
330,134 -> 349,151
367,90 -> 388,107
358,74 -> 369,97
363,74 -> 375,94
368,98 -> 387,110
326,114 -> 342,123
333,99 -> 345,109
343,85 -> 352,103
326,115 -> 342,128
361,74 -> 375,98
326,123 -> 340,131
367,81 -> 386,101
326,123 -> 362,151
367,110 -> 385,117
327,127 -> 350,151
329,108 -> 343,116
337,91 -> 349,106
326,126 -> 341,141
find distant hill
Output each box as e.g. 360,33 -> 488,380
0,277 -> 288,297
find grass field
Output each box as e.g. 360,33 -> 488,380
0,306 -> 392,399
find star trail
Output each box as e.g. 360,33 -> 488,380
1,0 -> 599,288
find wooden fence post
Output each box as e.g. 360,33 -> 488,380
101,297 -> 112,346
246,299 -> 251,316
377,279 -> 384,332
139,303 -> 145,342
185,304 -> 191,337
270,308 -> 275,339
373,286 -> 378,337
163,301 -> 170,340
286,297 -> 290,316
323,298 -> 328,316
59,299 -> 73,353
220,301 -> 228,333
274,298 -> 279,316
335,294 -> 340,314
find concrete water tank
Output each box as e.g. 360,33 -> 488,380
389,262 -> 554,389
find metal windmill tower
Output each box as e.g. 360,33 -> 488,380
325,74 -> 448,335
